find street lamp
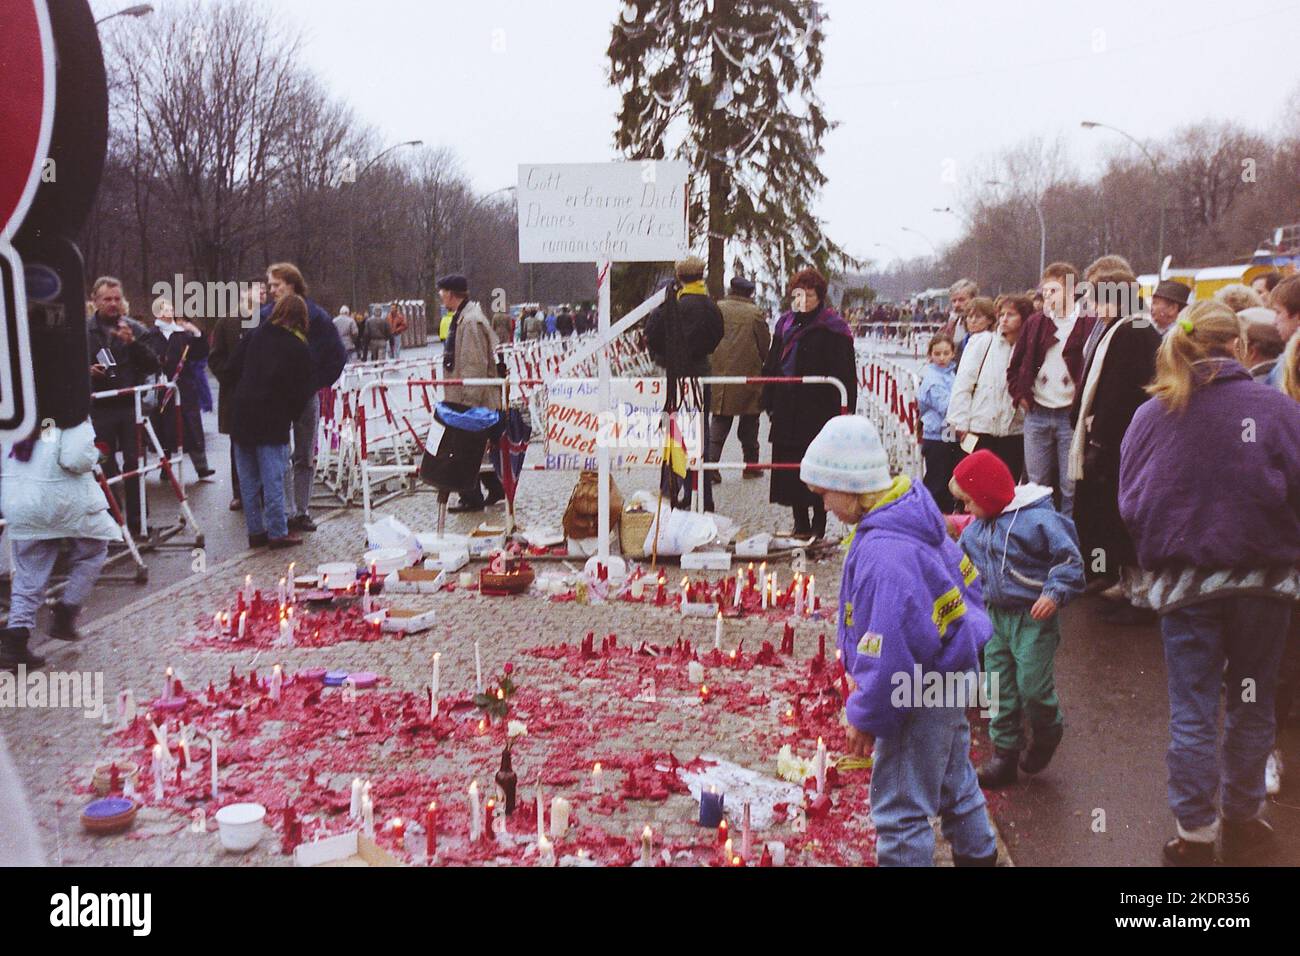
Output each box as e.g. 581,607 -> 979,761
95,3 -> 153,25
348,139 -> 424,307
987,178 -> 1045,278
933,207 -> 980,284
1081,120 -> 1166,271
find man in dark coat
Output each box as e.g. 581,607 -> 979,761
261,262 -> 346,533
87,276 -> 160,534
762,267 -> 858,538
644,256 -> 725,511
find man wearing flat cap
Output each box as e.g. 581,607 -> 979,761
1148,280 -> 1190,336
436,273 -> 505,512
644,256 -> 725,509
706,276 -> 770,482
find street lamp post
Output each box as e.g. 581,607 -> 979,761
986,179 -> 1044,278
900,226 -> 938,258
1081,120 -> 1165,271
95,3 -> 153,25
933,206 -> 980,284
347,139 -> 423,308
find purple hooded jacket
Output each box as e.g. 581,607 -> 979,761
1119,359 -> 1300,571
837,480 -> 992,738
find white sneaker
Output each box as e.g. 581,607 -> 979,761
1265,750 -> 1282,796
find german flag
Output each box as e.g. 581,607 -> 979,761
663,412 -> 689,479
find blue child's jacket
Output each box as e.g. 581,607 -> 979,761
957,484 -> 1085,611
837,478 -> 992,737
917,361 -> 957,441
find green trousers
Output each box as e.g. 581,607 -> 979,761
984,606 -> 1064,752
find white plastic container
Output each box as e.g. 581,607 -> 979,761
318,563 -> 357,591
363,547 -> 414,575
215,802 -> 266,852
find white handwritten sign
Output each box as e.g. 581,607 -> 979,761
544,378 -> 702,471
517,162 -> 690,264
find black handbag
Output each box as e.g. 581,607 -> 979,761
418,402 -> 493,494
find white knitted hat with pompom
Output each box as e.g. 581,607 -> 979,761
799,415 -> 893,493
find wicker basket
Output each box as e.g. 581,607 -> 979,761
620,507 -> 655,558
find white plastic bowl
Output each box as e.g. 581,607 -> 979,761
215,802 -> 266,852
364,548 -> 413,575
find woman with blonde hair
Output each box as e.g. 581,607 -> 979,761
1119,300 -> 1300,865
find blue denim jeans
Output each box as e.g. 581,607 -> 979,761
1023,403 -> 1075,517
235,442 -> 291,539
869,704 -> 997,866
1161,597 -> 1293,830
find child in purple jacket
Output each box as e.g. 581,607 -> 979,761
801,415 -> 998,866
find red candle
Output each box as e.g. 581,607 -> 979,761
425,802 -> 438,859
699,684 -> 711,703
391,817 -> 405,845
717,818 -> 729,845
484,798 -> 496,842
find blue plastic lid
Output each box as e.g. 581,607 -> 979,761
84,797 -> 135,819
322,670 -> 350,686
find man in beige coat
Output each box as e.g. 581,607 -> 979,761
707,276 -> 771,480
437,274 -> 504,511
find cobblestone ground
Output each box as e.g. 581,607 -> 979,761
11,420 -> 1008,866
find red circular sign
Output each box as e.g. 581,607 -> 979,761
0,0 -> 53,237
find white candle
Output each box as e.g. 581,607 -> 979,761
362,580 -> 372,614
641,824 -> 653,867
269,664 -> 282,702
164,666 -> 175,700
474,640 -> 483,694
278,614 -> 289,646
277,576 -> 287,607
815,736 -> 827,795
209,736 -> 219,799
807,575 -> 815,614
286,607 -> 295,644
758,562 -> 767,593
243,574 -> 253,605
212,611 -> 222,632
537,835 -> 556,867
688,660 -> 705,684
237,611 -> 247,641
793,574 -> 805,617
468,781 -> 482,841
630,577 -> 645,600
734,569 -> 742,607
350,777 -> 363,819
287,563 -> 296,603
771,569 -> 778,599
361,795 -> 374,837
591,762 -> 604,795
431,652 -> 441,720
152,744 -> 164,801
714,612 -> 723,651
550,797 -> 571,840
680,577 -> 689,607
761,580 -> 769,610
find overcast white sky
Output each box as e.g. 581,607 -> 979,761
105,0 -> 1300,267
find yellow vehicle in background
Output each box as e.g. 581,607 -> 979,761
1138,225 -> 1299,305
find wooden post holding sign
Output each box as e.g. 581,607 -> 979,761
517,162 -> 690,562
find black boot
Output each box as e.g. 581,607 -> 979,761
811,503 -> 827,540
1162,836 -> 1216,867
1020,724 -> 1064,774
792,507 -> 812,536
1221,817 -> 1276,865
952,849 -> 999,867
0,628 -> 46,668
49,602 -> 83,642
977,749 -> 1019,788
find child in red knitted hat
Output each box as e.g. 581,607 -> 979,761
950,450 -> 1085,788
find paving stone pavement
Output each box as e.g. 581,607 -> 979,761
8,424 -> 1008,866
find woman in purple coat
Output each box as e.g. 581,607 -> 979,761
1119,301 -> 1300,866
